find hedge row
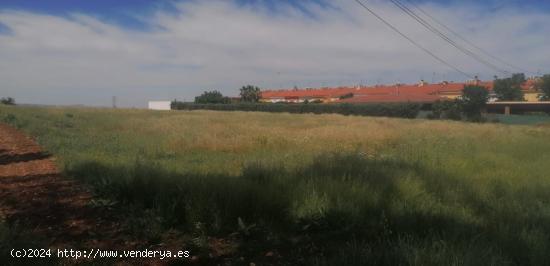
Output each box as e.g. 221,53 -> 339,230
171,102 -> 421,119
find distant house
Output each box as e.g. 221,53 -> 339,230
260,78 -> 543,105
148,101 -> 172,110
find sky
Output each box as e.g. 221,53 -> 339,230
0,0 -> 549,107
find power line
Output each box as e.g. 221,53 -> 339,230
390,0 -> 509,75
352,0 -> 474,79
404,0 -> 531,75
388,0 -> 510,75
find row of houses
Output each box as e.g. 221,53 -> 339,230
260,78 -> 542,104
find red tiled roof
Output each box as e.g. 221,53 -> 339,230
261,87 -> 357,98
261,80 -> 538,103
337,94 -> 444,103
261,82 -> 476,99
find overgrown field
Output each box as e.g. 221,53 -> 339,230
2,105 -> 550,265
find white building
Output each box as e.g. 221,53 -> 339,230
148,101 -> 172,110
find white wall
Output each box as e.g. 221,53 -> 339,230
148,101 -> 171,110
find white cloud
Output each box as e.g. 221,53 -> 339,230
0,0 -> 549,106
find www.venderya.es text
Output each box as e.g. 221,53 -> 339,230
10,248 -> 190,260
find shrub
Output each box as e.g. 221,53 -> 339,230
194,90 -> 230,104
0,97 -> 15,105
461,85 -> 489,121
1,113 -> 17,125
426,113 -> 437,120
431,100 -> 462,121
171,102 -> 421,119
339,93 -> 354,100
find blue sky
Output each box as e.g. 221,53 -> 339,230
1,0 -> 549,106
2,0 -> 548,17
1,0 -> 549,30
0,0 -> 177,30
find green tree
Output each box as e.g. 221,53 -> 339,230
194,91 -> 230,104
339,93 -> 354,100
537,74 -> 550,101
460,85 -> 489,121
239,85 -> 261,103
493,73 -> 525,101
0,97 -> 15,105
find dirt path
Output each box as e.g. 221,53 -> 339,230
0,124 -> 244,265
0,123 -> 145,259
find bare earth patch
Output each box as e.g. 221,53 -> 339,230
0,124 -> 162,264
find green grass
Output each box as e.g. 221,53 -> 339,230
2,105 -> 550,265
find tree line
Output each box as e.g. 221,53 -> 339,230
493,73 -> 550,101
171,102 -> 422,119
182,74 -> 550,122
194,85 -> 261,104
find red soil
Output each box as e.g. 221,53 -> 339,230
0,124 -> 154,264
